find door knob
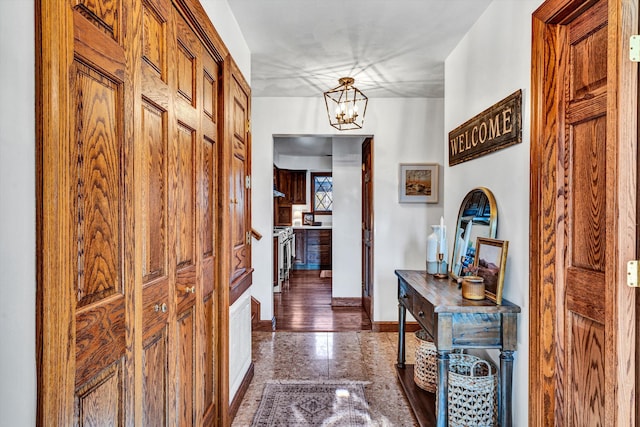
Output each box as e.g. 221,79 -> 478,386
154,303 -> 167,313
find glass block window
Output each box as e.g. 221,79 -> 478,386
312,172 -> 332,214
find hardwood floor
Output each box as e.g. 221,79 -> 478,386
271,270 -> 372,331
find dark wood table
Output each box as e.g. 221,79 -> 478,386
395,270 -> 521,427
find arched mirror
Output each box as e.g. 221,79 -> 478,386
449,187 -> 498,280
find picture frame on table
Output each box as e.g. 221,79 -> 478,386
398,163 -> 439,203
473,237 -> 508,304
302,212 -> 314,226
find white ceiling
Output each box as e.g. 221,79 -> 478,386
274,135 -> 334,157
227,0 -> 493,98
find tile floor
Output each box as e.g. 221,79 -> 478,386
232,331 -> 420,426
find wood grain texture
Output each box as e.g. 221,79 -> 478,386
273,270 -> 372,332
176,307 -> 196,426
74,360 -> 124,426
72,61 -> 122,307
529,8 -> 561,427
142,329 -> 168,426
39,0 -> 233,425
530,1 -> 638,426
395,270 -> 520,314
568,312 -> 605,425
605,1 -> 637,424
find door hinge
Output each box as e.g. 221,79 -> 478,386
630,35 -> 640,62
626,260 -> 640,287
245,175 -> 251,189
246,120 -> 251,133
246,231 -> 251,246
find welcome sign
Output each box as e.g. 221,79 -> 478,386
448,90 -> 522,166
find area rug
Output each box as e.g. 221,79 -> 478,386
250,380 -> 372,426
320,270 -> 332,278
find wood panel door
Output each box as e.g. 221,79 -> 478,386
362,137 -> 373,321
530,0 -> 637,425
63,2 -> 134,425
38,0 -> 229,425
226,61 -> 252,303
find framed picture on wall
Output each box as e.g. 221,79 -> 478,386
398,163 -> 439,203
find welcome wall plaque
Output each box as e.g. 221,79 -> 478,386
448,89 -> 522,166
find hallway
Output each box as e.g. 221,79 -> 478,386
231,331 -> 419,426
272,270 -> 372,332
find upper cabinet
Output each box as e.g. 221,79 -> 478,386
274,167 -> 306,226
289,170 -> 307,204
275,167 -> 306,206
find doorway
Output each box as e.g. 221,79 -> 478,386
271,135 -> 372,330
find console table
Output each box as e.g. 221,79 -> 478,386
395,270 -> 521,427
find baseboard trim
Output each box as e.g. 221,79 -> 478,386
229,362 -> 254,422
331,297 -> 362,307
372,321 -> 422,333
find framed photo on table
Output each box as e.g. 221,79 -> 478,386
398,163 -> 439,203
302,212 -> 314,226
473,237 -> 508,304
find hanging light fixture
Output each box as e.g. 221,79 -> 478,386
323,77 -> 368,131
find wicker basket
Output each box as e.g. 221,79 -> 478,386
413,329 -> 437,392
447,354 -> 498,427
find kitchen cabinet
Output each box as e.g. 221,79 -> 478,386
293,229 -> 306,265
292,228 -> 331,270
274,168 -> 306,226
288,170 -> 307,204
275,168 -> 306,206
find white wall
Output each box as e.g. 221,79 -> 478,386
0,2 -> 36,425
444,1 -> 542,424
332,137 -> 364,299
0,1 -> 249,423
251,97 -> 445,321
200,0 -> 251,81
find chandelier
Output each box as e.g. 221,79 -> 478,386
323,77 -> 368,131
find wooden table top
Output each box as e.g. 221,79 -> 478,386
395,269 -> 521,314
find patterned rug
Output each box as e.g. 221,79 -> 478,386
250,380 -> 372,426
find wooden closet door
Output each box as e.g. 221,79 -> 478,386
67,2 -> 133,425
138,0 -> 172,424
228,67 -> 251,300
530,0 -> 637,425
199,39 -> 220,427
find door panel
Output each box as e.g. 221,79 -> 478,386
530,0 -> 637,425
176,306 -> 196,426
142,330 -> 169,426
75,362 -> 124,426
362,138 -> 373,321
140,1 -> 172,423
562,4 -> 607,423
70,4 -> 128,421
39,0 -> 229,424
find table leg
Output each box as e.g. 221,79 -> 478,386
499,350 -> 514,427
436,350 -> 450,427
397,301 -> 406,368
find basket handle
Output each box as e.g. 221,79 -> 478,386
470,360 -> 493,377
